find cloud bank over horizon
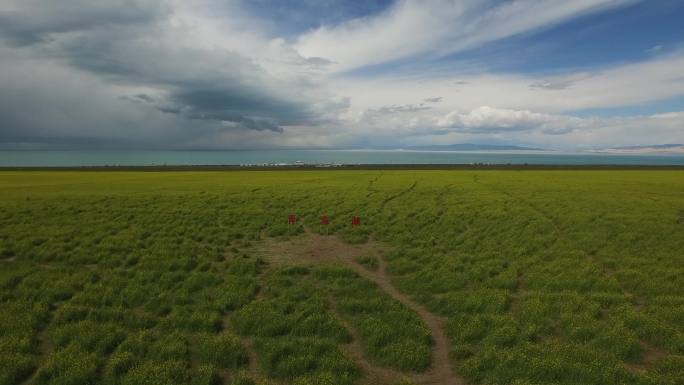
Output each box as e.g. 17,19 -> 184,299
1,0 -> 683,150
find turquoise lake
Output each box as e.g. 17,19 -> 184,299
1,150 -> 684,166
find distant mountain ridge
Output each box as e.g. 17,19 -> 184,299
608,144 -> 683,150
373,143 -> 546,151
595,144 -> 684,154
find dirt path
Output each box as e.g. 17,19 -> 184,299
221,261 -> 269,384
243,338 -> 261,377
259,230 -> 464,385
594,261 -> 667,374
327,294 -> 407,385
358,249 -> 462,385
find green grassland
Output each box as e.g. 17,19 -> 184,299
0,170 -> 683,385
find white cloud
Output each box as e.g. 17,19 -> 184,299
331,53 -> 684,115
436,106 -> 580,134
645,44 -> 663,54
340,104 -> 684,149
0,0 -> 348,147
0,0 -> 682,150
296,0 -> 637,72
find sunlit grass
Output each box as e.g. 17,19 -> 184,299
0,170 -> 682,384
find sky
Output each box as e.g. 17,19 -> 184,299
1,0 -> 683,150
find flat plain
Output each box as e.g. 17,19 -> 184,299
0,170 -> 683,385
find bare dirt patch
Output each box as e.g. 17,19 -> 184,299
509,272 -> 527,315
588,255 -> 648,311
242,338 -> 261,378
625,341 -> 668,374
256,229 -> 383,267
256,229 -> 464,385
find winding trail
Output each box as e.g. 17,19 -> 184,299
260,230 -> 464,385
354,249 -> 462,385
327,294 -> 407,385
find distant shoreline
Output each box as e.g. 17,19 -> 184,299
2,149 -> 684,167
2,164 -> 684,171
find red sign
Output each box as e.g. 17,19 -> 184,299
320,215 -> 330,225
288,214 -> 297,225
351,216 -> 361,226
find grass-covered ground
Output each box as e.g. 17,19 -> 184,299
0,170 -> 683,385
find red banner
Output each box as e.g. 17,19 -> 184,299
288,214 -> 297,225
320,215 -> 330,225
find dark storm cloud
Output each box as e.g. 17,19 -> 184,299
371,104 -> 431,114
0,0 -> 169,46
235,117 -> 283,133
0,53 -> 199,149
134,94 -> 155,103
0,0 -> 344,148
424,97 -> 442,103
301,56 -> 335,70
125,83 -> 319,134
171,89 -> 312,123
148,89 -> 293,133
53,20 -> 334,132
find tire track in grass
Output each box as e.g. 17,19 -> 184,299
379,181 -> 418,212
242,338 -> 260,379
474,179 -> 561,234
478,178 -> 635,312
593,260 -> 669,375
434,185 -> 456,222
220,255 -> 268,383
365,173 -> 384,198
476,179 -> 670,375
509,272 -> 527,315
18,264 -> 100,385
